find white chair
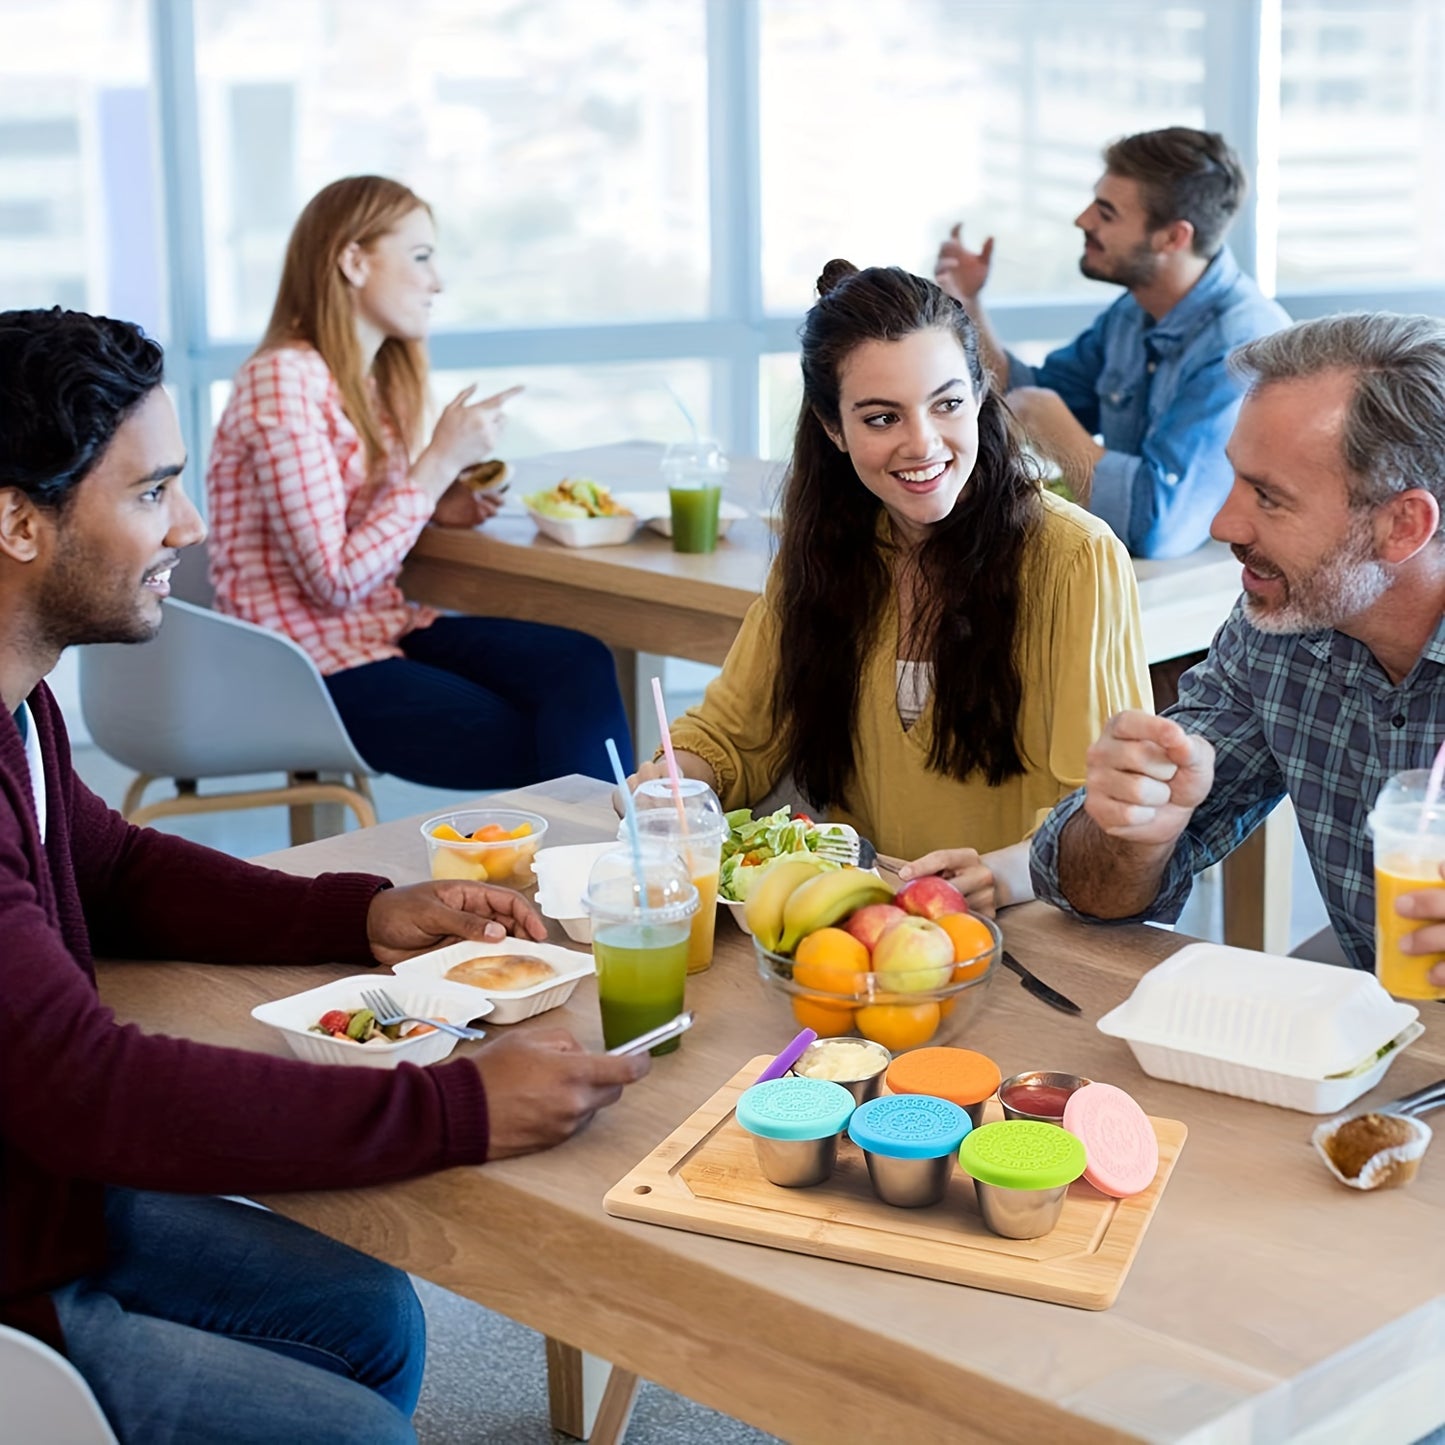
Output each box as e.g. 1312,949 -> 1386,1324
0,1323 -> 118,1444
78,546 -> 377,838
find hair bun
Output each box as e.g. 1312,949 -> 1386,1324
816,259 -> 860,298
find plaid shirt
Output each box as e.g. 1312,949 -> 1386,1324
206,345 -> 438,676
1030,599 -> 1445,969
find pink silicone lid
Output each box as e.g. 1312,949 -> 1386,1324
1062,1082 -> 1159,1198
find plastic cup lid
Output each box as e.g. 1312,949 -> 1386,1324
736,1077 -> 855,1140
957,1120 -> 1087,1190
1061,1082 -> 1159,1197
583,843 -> 699,925
885,1047 -> 1002,1107
847,1094 -> 972,1158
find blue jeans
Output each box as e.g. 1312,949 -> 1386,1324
52,1191 -> 424,1445
326,615 -> 634,789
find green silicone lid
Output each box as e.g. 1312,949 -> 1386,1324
957,1120 -> 1087,1190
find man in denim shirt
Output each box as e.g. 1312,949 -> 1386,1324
936,127 -> 1289,560
1029,314 -> 1445,980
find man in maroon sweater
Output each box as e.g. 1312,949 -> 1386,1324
0,308 -> 648,1444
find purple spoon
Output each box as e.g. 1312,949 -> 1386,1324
755,1027 -> 818,1082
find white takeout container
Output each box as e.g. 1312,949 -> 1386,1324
251,975 -> 492,1069
533,841 -> 617,943
1096,943 -> 1422,1113
391,939 -> 594,1025
611,490 -> 747,540
524,503 -> 640,548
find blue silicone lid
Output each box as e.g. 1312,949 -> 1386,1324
736,1077 -> 855,1141
847,1094 -> 973,1159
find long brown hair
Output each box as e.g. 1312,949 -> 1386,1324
258,175 -> 431,463
773,261 -> 1043,811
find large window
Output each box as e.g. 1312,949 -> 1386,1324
760,0 -> 1208,310
6,0 -> 1445,479
0,0 -> 162,330
193,0 -> 711,340
1277,0 -> 1445,289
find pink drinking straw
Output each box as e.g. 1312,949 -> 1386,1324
650,676 -> 692,856
1421,736 -> 1445,830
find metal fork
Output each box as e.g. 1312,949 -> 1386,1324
812,824 -> 876,868
359,988 -> 488,1041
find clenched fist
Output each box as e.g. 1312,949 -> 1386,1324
1082,710 -> 1215,848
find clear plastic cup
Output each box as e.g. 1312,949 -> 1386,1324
661,441 -> 727,554
584,844 -> 699,1054
626,779 -> 727,974
1367,771 -> 1445,1001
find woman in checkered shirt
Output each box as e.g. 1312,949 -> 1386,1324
206,176 -> 633,786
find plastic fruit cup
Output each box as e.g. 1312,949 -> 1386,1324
421,809 -> 548,889
885,1047 -> 1003,1130
997,1070 -> 1092,1125
736,1077 -> 856,1187
751,917 -> 998,1056
957,1121 -> 1087,1239
848,1094 -> 973,1208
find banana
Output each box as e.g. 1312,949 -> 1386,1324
744,855 -> 835,952
777,869 -> 895,955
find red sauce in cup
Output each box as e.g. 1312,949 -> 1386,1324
999,1082 -> 1075,1118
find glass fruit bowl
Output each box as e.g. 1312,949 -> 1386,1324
420,809 -> 548,889
752,911 -> 1000,1053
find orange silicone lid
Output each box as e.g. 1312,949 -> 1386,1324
885,1047 -> 1002,1107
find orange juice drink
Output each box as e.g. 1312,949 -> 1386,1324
1374,852 -> 1445,1000
684,867 -> 720,974
1368,776 -> 1445,1001
632,778 -> 728,974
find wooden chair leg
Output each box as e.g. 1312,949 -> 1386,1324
120,774 -> 155,819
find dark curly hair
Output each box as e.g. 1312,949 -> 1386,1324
0,307 -> 165,510
772,262 -> 1042,811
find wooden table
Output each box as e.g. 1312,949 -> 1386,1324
400,442 -> 1291,954
98,776 -> 1445,1445
399,441 -> 1244,671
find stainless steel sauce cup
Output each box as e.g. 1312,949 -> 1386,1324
736,1076 -> 856,1188
847,1095 -> 973,1208
957,1121 -> 1087,1239
790,1038 -> 892,1107
997,1070 -> 1092,1125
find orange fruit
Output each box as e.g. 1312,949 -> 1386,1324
474,823 -> 509,842
431,823 -> 467,842
506,822 -> 533,839
855,1001 -> 941,1050
939,913 -> 995,981
790,996 -> 857,1037
792,927 -> 869,998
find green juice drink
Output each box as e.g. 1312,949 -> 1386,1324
585,843 -> 700,1057
667,484 -> 722,553
592,921 -> 691,1053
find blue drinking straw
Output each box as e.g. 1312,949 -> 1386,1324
606,737 -> 650,913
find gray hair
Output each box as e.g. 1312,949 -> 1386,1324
1229,313 -> 1445,513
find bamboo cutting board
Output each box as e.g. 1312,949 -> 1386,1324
605,1057 -> 1187,1310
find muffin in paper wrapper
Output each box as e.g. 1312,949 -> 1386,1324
1312,1112 -> 1432,1191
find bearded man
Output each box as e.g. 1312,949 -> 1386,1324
934,127 -> 1289,561
1028,313 -> 1445,977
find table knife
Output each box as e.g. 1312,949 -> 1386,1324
1000,949 -> 1082,1016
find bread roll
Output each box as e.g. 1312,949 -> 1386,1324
445,954 -> 557,992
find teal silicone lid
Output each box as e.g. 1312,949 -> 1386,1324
957,1120 -> 1087,1190
736,1077 -> 855,1141
847,1094 -> 972,1159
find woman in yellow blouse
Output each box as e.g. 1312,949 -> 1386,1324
633,260 -> 1150,910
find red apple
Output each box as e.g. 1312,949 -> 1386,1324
842,903 -> 907,953
895,875 -> 968,920
871,917 -> 955,992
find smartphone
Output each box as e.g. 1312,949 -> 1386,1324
607,1011 -> 695,1057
